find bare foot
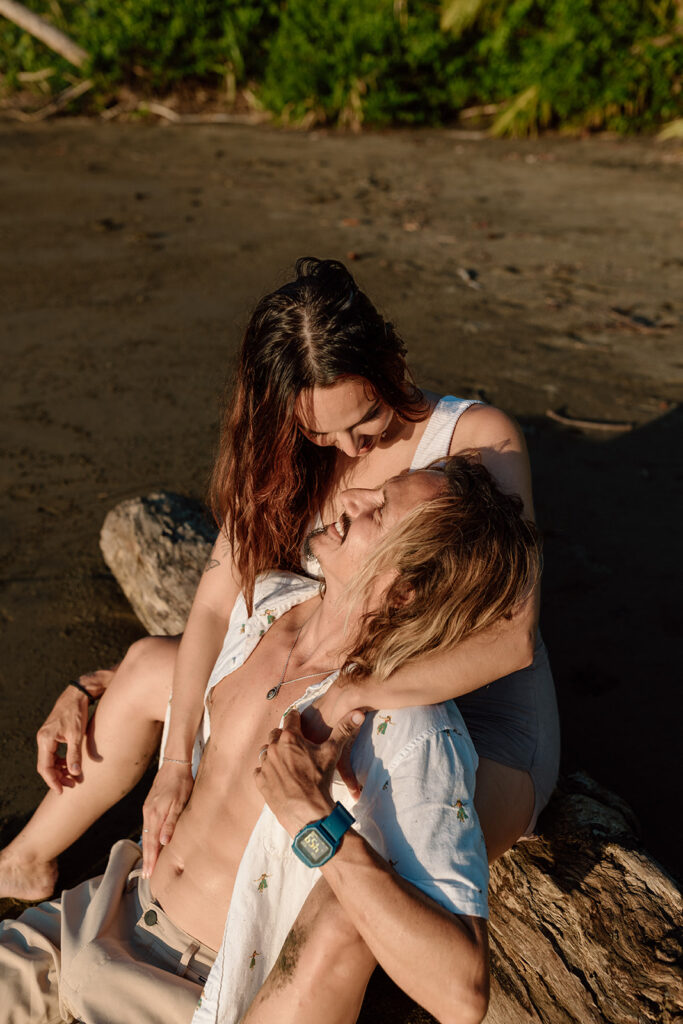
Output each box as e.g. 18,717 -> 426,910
0,845 -> 58,902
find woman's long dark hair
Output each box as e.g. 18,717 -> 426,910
210,257 -> 429,612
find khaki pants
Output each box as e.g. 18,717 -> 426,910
0,840 -> 216,1024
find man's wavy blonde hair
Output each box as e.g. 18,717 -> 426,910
340,454 -> 540,682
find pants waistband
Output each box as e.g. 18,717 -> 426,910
128,866 -> 217,986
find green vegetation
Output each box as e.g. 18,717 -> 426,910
1,0 -> 682,133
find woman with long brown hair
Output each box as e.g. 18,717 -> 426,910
0,258 -> 559,901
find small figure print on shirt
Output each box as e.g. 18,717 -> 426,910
377,715 -> 394,735
254,873 -> 270,893
455,799 -> 469,822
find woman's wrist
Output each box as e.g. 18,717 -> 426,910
160,756 -> 193,769
325,680 -> 366,722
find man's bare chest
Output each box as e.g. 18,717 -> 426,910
206,627 -> 323,781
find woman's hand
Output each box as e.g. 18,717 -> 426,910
36,668 -> 115,792
141,762 -> 195,878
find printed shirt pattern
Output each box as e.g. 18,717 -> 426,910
187,571 -> 488,1024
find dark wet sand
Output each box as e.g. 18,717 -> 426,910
0,121 -> 681,942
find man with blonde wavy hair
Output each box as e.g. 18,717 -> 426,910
0,456 -> 538,1024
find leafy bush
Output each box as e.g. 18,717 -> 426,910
1,0 -> 681,132
261,0 -> 457,126
0,0 -> 277,93
457,0 -> 683,133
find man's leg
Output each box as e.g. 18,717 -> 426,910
243,879 -> 376,1024
0,894 -> 66,1024
0,839 -> 215,1024
0,637 -> 179,900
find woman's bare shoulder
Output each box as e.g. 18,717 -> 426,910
449,403 -> 526,456
450,404 -> 534,515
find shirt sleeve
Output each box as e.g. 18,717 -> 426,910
353,727 -> 489,919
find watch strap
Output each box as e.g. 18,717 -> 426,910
319,802 -> 355,844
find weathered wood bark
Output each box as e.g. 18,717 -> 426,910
485,773 -> 682,1024
100,492 -> 215,635
0,0 -> 90,68
100,492 -> 682,1024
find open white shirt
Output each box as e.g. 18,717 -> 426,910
177,571 -> 488,1024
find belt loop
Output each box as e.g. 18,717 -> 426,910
177,941 -> 200,977
126,867 -> 143,893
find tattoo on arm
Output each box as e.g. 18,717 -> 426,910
203,557 -> 220,573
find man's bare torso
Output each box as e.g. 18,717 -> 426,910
150,596 -> 324,950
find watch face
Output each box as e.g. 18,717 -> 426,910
296,827 -> 333,866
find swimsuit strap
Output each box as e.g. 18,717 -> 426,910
410,396 -> 481,470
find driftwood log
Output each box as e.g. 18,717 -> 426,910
100,492 -> 683,1024
100,492 -> 216,635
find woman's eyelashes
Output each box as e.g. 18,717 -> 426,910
299,404 -> 385,444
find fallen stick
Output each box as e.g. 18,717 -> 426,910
545,409 -> 634,433
16,66 -> 55,82
6,77 -> 94,121
137,101 -> 269,125
0,0 -> 89,68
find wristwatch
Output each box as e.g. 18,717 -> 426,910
292,802 -> 356,868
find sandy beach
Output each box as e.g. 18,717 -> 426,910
1,116 -> 681,936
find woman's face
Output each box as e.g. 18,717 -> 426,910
296,378 -> 395,458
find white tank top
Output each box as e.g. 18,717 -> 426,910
302,395 -> 480,577
408,395 -> 480,470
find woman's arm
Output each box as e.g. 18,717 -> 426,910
161,533 -> 242,761
140,532 -> 242,875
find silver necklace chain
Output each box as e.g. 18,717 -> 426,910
265,617 -> 336,701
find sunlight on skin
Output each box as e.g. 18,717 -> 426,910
296,379 -> 396,457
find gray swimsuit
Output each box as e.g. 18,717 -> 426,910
411,396 -> 560,833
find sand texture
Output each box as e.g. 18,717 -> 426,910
1,121 -> 681,954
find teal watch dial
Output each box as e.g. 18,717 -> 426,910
295,827 -> 334,866
292,802 -> 355,868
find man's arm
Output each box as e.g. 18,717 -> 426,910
254,710 -> 489,1024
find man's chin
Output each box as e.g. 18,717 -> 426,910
303,527 -> 326,564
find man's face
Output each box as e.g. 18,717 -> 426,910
310,470 -> 444,587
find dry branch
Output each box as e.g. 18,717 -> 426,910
100,491 -> 683,1024
545,410 -> 634,433
5,77 -> 94,122
0,0 -> 89,68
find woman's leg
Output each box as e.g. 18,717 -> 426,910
244,878 -> 376,1024
474,757 -> 535,863
0,636 -> 179,900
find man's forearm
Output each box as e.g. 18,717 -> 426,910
319,831 -> 489,1024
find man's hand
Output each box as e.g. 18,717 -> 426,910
141,762 -> 195,878
304,687 -> 370,800
36,669 -> 115,792
254,708 -> 365,837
